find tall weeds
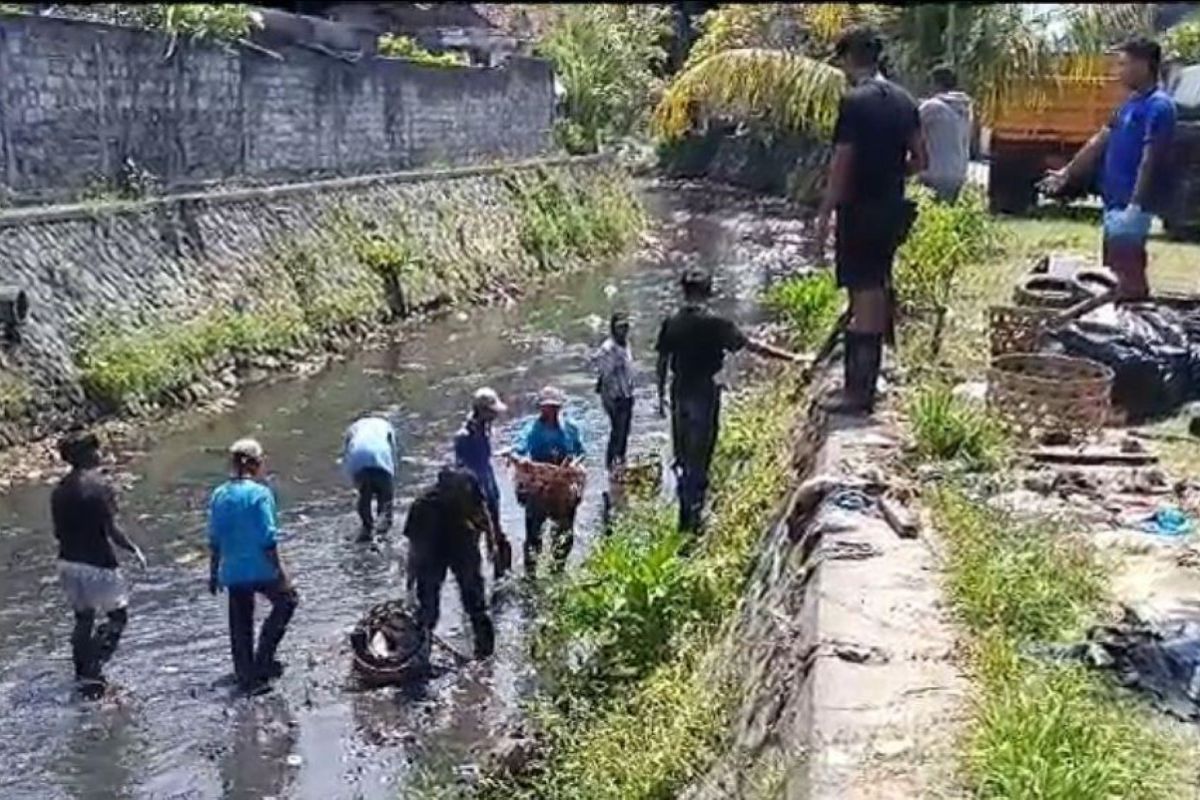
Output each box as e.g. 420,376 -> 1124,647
762,270 -> 842,349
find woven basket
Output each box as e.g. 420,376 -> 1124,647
988,305 -> 1060,357
1013,275 -> 1087,309
350,599 -> 425,687
611,454 -> 663,500
987,353 -> 1113,435
512,460 -> 586,522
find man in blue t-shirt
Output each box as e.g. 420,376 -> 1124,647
209,438 -> 298,694
511,386 -> 584,574
1043,37 -> 1177,301
342,415 -> 398,542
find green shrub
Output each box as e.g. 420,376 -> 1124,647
376,33 -> 465,67
907,382 -> 1007,470
0,371 -> 31,420
536,5 -> 672,153
763,271 -> 842,348
139,4 -> 262,42
895,185 -> 995,314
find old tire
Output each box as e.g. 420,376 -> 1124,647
988,155 -> 1037,216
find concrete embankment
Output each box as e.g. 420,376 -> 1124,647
0,154 -> 640,450
680,384 -> 965,799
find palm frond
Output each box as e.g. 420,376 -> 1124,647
653,48 -> 846,141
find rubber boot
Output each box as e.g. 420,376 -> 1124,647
472,615 -> 496,659
858,333 -> 884,412
822,332 -> 871,414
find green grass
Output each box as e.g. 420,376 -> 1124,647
483,380 -> 796,800
906,381 -> 1008,471
932,489 -> 1183,799
762,270 -> 842,349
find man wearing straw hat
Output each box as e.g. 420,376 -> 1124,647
511,386 -> 585,575
454,387 -> 512,577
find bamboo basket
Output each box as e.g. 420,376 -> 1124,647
987,353 -> 1113,435
611,454 -> 663,500
512,460 -> 587,522
349,599 -> 426,687
1012,274 -> 1087,309
988,305 -> 1060,357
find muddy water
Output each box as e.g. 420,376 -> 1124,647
0,184 -> 808,800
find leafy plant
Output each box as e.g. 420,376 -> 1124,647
536,5 -> 672,153
1163,19 -> 1200,65
763,271 -> 842,349
0,371 -> 31,420
895,184 -> 995,315
139,3 -> 262,42
376,33 -> 464,67
907,382 -> 1007,470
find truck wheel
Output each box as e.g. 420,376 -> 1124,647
988,156 -> 1037,216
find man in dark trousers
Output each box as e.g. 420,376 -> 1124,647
208,438 -> 298,694
51,431 -> 146,696
813,26 -> 926,415
403,465 -> 496,662
1042,36 -> 1177,301
656,268 -> 801,532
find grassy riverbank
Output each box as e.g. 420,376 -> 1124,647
893,196 -> 1195,797
470,379 -> 797,799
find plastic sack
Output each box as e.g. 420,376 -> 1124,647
1046,304 -> 1197,421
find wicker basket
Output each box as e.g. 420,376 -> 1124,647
1012,275 -> 1087,309
611,454 -> 663,500
988,305 -> 1060,357
350,599 -> 426,687
512,460 -> 586,522
987,353 -> 1113,435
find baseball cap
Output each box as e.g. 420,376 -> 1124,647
229,437 -> 264,462
537,386 -> 566,407
472,387 -> 507,414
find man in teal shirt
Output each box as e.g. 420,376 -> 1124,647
209,438 -> 298,694
512,386 -> 584,574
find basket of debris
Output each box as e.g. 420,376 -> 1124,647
989,305 -> 1061,357
350,599 -> 427,687
1013,274 -> 1088,309
611,454 -> 663,500
512,459 -> 587,522
987,353 -> 1113,435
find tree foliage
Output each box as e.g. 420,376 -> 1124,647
535,4 -> 672,154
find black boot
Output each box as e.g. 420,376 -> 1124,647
472,615 -> 496,659
822,332 -> 870,414
858,332 -> 884,412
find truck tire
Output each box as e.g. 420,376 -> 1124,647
988,154 -> 1037,216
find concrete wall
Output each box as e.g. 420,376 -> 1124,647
0,13 -> 554,201
0,155 -> 625,446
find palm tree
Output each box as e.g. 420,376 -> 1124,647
655,3 -> 1157,142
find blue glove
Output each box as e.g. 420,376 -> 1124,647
1103,204 -> 1152,243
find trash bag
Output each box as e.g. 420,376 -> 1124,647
1046,304 -> 1198,422
1035,614 -> 1200,722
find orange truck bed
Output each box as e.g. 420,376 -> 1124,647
987,55 -> 1127,214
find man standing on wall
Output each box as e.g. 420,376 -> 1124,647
342,414 -> 399,543
813,26 -> 925,415
919,63 -> 973,203
656,268 -> 801,533
1042,37 -> 1177,301
51,431 -> 147,697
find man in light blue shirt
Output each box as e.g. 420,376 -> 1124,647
343,415 -> 398,542
512,386 -> 584,573
209,438 -> 297,694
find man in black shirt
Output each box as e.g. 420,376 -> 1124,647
656,268 -> 801,532
814,26 -> 926,414
50,432 -> 146,693
403,465 -> 496,664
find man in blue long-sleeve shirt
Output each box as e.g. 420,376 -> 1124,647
454,387 -> 511,577
512,386 -> 584,574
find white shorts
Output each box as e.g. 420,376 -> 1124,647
59,560 -> 128,613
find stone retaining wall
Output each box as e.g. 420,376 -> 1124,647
0,12 -> 554,202
0,154 -> 630,448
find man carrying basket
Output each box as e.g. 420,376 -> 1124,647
510,386 -> 585,575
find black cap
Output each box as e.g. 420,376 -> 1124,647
680,267 -> 714,296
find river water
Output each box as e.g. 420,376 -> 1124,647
0,183 -> 807,800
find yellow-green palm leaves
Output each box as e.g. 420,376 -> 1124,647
654,48 -> 846,142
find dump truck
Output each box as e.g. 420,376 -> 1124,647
986,55 -> 1127,215
1159,63 -> 1200,239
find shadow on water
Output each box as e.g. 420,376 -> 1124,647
0,182 -> 811,799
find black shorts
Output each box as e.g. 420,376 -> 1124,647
835,201 -> 915,290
